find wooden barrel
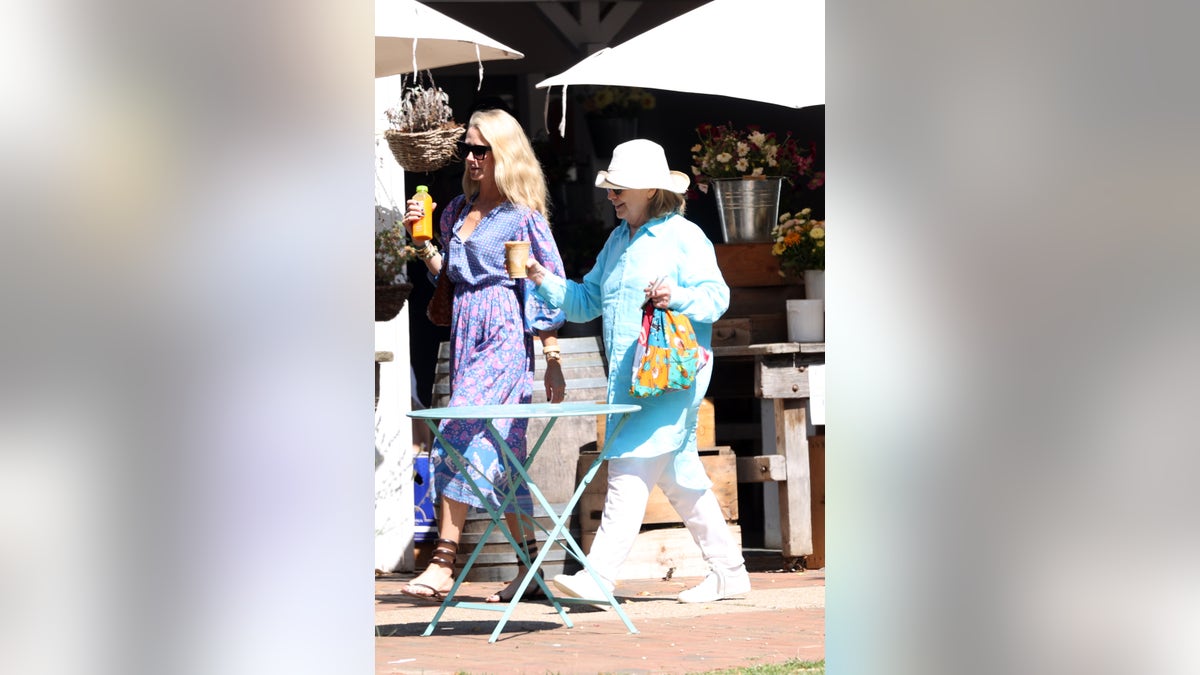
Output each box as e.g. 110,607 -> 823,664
414,503 -> 583,582
454,502 -> 580,582
432,336 -> 610,504
423,336 -> 608,580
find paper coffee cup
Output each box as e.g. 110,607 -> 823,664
504,241 -> 530,278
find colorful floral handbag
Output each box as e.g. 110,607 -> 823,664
629,302 -> 711,398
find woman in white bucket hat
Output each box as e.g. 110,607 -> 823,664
526,139 -> 750,604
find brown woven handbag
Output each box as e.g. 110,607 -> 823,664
425,261 -> 452,327
425,198 -> 468,327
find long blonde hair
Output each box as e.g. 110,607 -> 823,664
461,108 -> 549,219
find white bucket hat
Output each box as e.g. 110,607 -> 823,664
595,139 -> 691,194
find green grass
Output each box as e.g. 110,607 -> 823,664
457,658 -> 826,675
689,659 -> 825,675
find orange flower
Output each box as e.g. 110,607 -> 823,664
770,207 -> 824,275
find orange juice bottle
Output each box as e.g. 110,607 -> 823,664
412,185 -> 434,244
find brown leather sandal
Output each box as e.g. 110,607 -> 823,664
400,538 -> 458,602
428,538 -> 458,569
486,538 -> 546,603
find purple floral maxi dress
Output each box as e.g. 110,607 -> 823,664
430,194 -> 566,516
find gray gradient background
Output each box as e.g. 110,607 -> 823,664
1,1 -> 1197,674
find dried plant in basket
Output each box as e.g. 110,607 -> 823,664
384,74 -> 463,174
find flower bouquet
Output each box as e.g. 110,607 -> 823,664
576,86 -> 656,118
576,86 -> 657,156
690,123 -> 823,192
770,207 -> 825,276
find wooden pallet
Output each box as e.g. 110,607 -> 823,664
601,524 -> 743,581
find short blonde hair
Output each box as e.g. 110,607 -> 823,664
461,109 -> 549,219
646,188 -> 686,220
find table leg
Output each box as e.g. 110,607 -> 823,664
774,399 -> 813,558
498,413 -> 639,635
481,419 -> 574,642
416,417 -> 575,641
484,418 -> 605,639
410,412 -> 640,641
414,419 -> 487,636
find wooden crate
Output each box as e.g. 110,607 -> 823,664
807,435 -> 825,569
715,243 -> 785,287
721,287 -> 806,344
602,524 -> 743,581
576,445 -> 738,551
712,318 -> 752,347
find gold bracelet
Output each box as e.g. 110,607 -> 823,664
415,242 -> 439,260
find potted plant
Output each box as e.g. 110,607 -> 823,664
770,207 -> 825,299
376,205 -> 419,322
577,85 -> 657,119
383,74 -> 463,174
689,123 -> 823,243
576,86 -> 656,157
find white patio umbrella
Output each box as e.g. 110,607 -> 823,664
537,0 -> 823,127
376,0 -> 524,79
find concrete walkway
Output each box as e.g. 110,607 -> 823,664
375,551 -> 824,674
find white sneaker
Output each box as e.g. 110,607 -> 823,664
552,571 -> 613,605
677,565 -> 751,603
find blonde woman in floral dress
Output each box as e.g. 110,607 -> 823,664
400,108 -> 567,604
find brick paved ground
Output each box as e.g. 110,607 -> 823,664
375,554 -> 824,674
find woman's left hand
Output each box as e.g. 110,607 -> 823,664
645,276 -> 673,309
544,362 -> 566,403
525,258 -> 548,286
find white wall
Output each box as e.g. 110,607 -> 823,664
374,74 -> 416,573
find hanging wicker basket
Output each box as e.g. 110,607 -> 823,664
375,283 -> 414,322
384,123 -> 463,174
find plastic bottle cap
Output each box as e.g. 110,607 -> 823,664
416,185 -> 429,193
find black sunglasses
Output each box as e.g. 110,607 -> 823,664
456,141 -> 491,159
607,188 -> 625,195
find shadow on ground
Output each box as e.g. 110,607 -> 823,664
375,619 -> 562,639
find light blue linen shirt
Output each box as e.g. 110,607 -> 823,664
536,212 -> 729,489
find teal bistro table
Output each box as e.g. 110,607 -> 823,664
407,401 -> 642,643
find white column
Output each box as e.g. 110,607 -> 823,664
374,74 -> 416,572
375,312 -> 415,572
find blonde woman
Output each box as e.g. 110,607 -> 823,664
400,108 -> 567,604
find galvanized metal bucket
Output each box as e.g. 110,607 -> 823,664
712,177 -> 782,243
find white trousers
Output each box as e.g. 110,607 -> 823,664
585,452 -> 744,587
